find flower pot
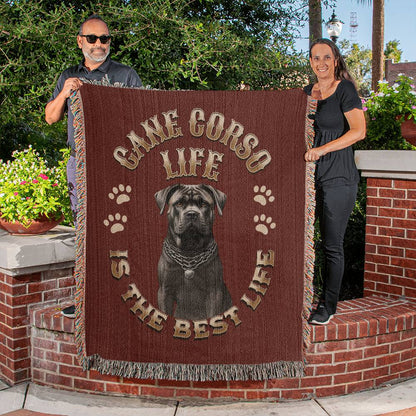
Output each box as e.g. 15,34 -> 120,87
0,214 -> 63,235
400,117 -> 416,146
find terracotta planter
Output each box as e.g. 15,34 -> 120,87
400,117 -> 416,146
0,214 -> 63,235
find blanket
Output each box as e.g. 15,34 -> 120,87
72,84 -> 314,381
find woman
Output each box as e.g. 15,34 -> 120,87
304,38 -> 366,325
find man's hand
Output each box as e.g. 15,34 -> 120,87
61,78 -> 83,99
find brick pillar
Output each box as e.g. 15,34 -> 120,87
364,178 -> 416,299
0,226 -> 75,385
355,150 -> 416,301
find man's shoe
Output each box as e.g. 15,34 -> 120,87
309,303 -> 333,325
61,305 -> 75,318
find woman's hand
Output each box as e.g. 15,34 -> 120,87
304,147 -> 325,162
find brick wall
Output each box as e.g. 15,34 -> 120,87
385,60 -> 416,85
31,296 -> 416,400
0,268 -> 75,385
364,178 -> 416,300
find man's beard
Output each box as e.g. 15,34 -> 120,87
84,47 -> 110,63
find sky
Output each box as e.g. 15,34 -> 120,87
295,0 -> 416,62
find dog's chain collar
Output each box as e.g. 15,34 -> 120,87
163,238 -> 217,280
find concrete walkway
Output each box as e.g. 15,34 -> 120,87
0,379 -> 415,416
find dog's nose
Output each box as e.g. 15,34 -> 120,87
185,210 -> 198,220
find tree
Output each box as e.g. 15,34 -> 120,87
385,39 -> 402,63
0,0 -> 308,161
358,0 -> 384,91
339,40 -> 372,96
309,0 -> 322,46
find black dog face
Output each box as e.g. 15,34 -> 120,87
155,184 -> 226,252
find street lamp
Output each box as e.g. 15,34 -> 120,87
326,10 -> 344,43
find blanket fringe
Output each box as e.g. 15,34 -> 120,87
83,355 -> 304,381
302,96 -> 317,351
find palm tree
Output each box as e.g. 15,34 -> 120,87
360,0 -> 385,91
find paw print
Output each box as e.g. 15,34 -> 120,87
108,184 -> 132,205
253,185 -> 275,206
254,215 -> 276,235
103,213 -> 127,234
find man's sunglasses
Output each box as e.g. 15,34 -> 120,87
80,34 -> 111,44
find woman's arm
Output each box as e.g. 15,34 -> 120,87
304,108 -> 366,162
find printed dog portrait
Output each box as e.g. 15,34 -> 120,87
155,184 -> 232,321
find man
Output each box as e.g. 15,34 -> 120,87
45,14 -> 142,318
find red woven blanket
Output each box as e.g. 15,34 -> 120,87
72,85 -> 314,380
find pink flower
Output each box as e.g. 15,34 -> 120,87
362,106 -> 368,112
39,174 -> 49,180
26,197 -> 31,200
14,192 -> 18,196
52,183 -> 58,187
32,179 -> 39,184
20,180 -> 27,185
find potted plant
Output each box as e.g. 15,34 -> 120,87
364,74 -> 416,146
0,147 -> 71,234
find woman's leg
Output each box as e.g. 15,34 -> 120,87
317,184 -> 358,315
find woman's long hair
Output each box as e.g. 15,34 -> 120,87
309,38 -> 355,84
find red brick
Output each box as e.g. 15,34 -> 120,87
377,247 -> 404,257
27,280 -> 57,294
404,287 -> 416,299
105,383 -> 140,396
315,385 -> 346,397
394,180 -> 416,190
391,360 -> 413,375
315,340 -> 349,353
392,237 -> 416,249
407,248 -> 416,259
366,235 -> 391,246
374,283 -> 403,296
366,225 -> 377,235
74,378 -> 105,392
210,389 -> 246,399
379,189 -> 406,199
407,211 -> 416,220
228,380 -> 265,389
364,344 -> 390,358
368,178 -> 392,188
60,342 -> 77,355
393,199 -> 416,209
192,380 -> 229,389
391,339 -> 413,353
304,353 -> 333,365
376,352 -> 401,366
334,349 -> 364,362
379,208 -> 406,218
300,375 -> 332,387
365,244 -> 377,254
59,364 -> 85,378
366,197 -> 392,208
379,227 -> 406,237
347,359 -> 376,372
32,338 -> 58,351
267,378 -> 300,389
366,206 -> 378,216
346,379 -> 374,394
315,363 -> 346,376
333,371 -> 362,384
246,390 -> 281,400
45,373 -> 73,388
391,257 -> 416,269
348,336 -> 376,349
376,265 -> 404,276
9,293 -> 42,306
280,389 -> 314,400
32,358 -> 58,373
366,216 -> 392,227
363,366 -> 390,380
365,254 -> 390,265
408,190 -> 416,200
393,218 -> 416,230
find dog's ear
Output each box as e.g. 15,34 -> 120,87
154,185 -> 181,214
203,185 -> 227,216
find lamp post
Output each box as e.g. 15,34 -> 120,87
326,10 -> 344,43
